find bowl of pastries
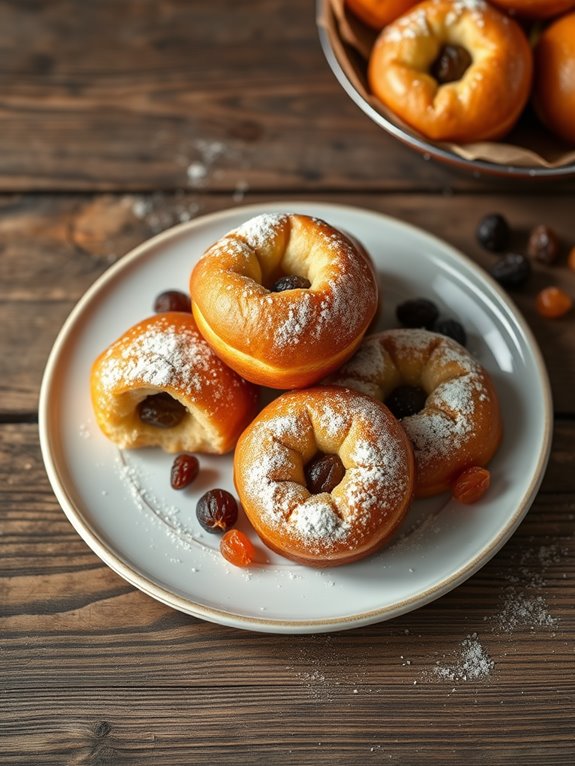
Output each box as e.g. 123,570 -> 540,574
317,0 -> 575,179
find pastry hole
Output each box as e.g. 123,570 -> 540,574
304,452 -> 346,495
430,44 -> 472,84
385,385 -> 427,420
137,392 -> 187,429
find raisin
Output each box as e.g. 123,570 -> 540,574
568,246 -> 575,272
535,287 -> 573,319
396,298 -> 439,329
271,275 -> 311,292
138,393 -> 187,428
527,225 -> 560,265
434,318 -> 467,346
385,385 -> 427,419
489,253 -> 531,288
305,453 -> 346,494
196,489 -> 238,533
170,454 -> 200,489
431,44 -> 472,84
153,290 -> 191,313
220,529 -> 255,567
476,213 -> 510,253
452,466 -> 491,504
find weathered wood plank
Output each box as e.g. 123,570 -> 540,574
1,192 -> 574,413
0,0 -> 560,193
0,685 -> 574,765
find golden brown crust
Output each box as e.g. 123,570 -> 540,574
491,0 -> 575,19
368,0 -> 533,142
90,312 -> 259,454
328,329 -> 502,497
234,387 -> 415,567
189,214 -> 378,389
346,0 -> 418,29
534,13 -> 575,145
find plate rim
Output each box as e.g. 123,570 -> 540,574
39,200 -> 554,633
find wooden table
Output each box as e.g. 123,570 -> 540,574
2,2 -> 574,763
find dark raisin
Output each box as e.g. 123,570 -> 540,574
434,318 -> 467,346
196,489 -> 238,534
271,275 -> 311,292
385,385 -> 427,419
431,44 -> 472,84
153,290 -> 191,313
396,298 -> 439,329
476,213 -> 510,253
170,454 -> 200,490
527,224 -> 560,265
305,453 -> 346,494
138,392 -> 187,428
489,253 -> 531,288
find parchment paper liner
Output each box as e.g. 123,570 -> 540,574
319,0 -> 575,169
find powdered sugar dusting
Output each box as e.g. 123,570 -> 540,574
331,329 -> 493,473
239,390 -> 411,553
96,315 -> 241,402
232,213 -> 288,252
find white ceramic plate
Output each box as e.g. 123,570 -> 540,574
39,202 -> 552,634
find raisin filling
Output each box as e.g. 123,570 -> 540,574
431,44 -> 472,84
305,453 -> 346,495
137,392 -> 187,429
271,275 -> 312,292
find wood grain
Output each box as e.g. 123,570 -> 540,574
0,0 -> 560,193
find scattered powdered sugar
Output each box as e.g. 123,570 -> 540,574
491,543 -> 565,634
434,633 -> 494,682
383,7 -> 431,42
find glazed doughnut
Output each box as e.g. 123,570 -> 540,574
328,329 -> 502,497
190,213 -> 378,389
368,0 -> 533,142
533,12 -> 575,145
346,0 -> 418,29
491,1 -> 575,19
91,312 -> 259,454
234,387 -> 415,568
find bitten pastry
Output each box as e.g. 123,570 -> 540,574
234,387 -> 415,568
91,312 -> 259,453
328,329 -> 502,498
533,12 -> 575,145
190,213 -> 378,389
491,1 -> 575,19
346,0 -> 418,29
368,0 -> 533,142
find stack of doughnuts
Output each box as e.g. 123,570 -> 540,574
91,212 -> 502,568
345,0 -> 575,145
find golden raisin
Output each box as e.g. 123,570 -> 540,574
567,246 -> 575,272
535,287 -> 573,319
220,529 -> 255,567
452,466 -> 491,505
